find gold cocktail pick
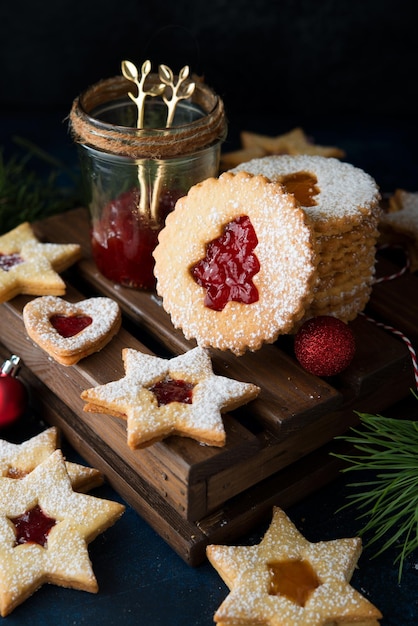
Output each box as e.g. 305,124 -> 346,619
120,59 -> 196,220
121,59 -> 165,129
158,64 -> 195,127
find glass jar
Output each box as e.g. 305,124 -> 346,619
69,74 -> 227,290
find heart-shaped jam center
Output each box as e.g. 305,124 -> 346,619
149,377 -> 194,406
0,253 -> 24,271
191,215 -> 260,311
277,171 -> 319,207
50,314 -> 93,338
10,504 -> 56,547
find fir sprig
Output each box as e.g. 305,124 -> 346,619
333,400 -> 418,580
0,137 -> 80,234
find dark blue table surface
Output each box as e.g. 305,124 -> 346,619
1,111 -> 418,625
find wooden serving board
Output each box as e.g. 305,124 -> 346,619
0,208 -> 415,565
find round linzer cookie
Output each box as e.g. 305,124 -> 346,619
231,154 -> 381,235
153,171 -> 318,355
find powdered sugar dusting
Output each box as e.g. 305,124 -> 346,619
81,346 -> 260,448
154,172 -> 318,354
0,450 -> 124,616
231,155 -> 381,227
23,296 -> 121,363
207,507 -> 382,625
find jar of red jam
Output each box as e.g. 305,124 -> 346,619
69,71 -> 226,290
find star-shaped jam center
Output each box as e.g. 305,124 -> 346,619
149,377 -> 195,406
191,215 -> 260,311
267,558 -> 321,607
10,504 -> 56,547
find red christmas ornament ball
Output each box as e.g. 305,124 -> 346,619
0,356 -> 28,428
294,316 -> 356,376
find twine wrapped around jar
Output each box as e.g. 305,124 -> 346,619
69,70 -> 227,290
69,75 -> 227,159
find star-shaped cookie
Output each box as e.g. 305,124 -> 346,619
0,427 -> 103,492
0,449 -> 125,617
207,506 -> 382,625
81,346 -> 260,449
220,127 -> 345,170
0,222 -> 81,303
380,189 -> 418,271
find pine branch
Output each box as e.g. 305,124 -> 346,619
333,397 -> 418,581
0,139 -> 81,234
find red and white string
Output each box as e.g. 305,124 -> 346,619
373,244 -> 410,284
363,245 -> 418,390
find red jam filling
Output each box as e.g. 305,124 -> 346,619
0,253 -> 24,271
10,504 -> 56,547
50,314 -> 93,337
191,215 -> 260,311
92,187 -> 182,290
149,377 -> 194,406
268,559 -> 321,606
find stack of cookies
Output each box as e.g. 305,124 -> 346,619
231,155 -> 381,326
153,156 -> 381,355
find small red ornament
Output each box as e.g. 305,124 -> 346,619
294,316 -> 356,376
0,355 -> 28,428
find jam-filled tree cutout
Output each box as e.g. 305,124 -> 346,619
207,506 -> 382,625
191,215 -> 260,311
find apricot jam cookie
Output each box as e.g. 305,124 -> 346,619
153,171 -> 318,355
23,296 -> 121,366
231,155 -> 381,324
81,346 -> 260,449
0,427 -> 103,492
207,506 -> 382,626
0,449 -> 124,617
0,222 -> 81,303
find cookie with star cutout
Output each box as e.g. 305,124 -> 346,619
0,222 -> 81,303
207,506 -> 382,626
0,427 -> 103,492
81,346 -> 260,449
0,449 -> 124,617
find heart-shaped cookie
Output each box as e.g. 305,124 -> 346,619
23,296 -> 121,366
